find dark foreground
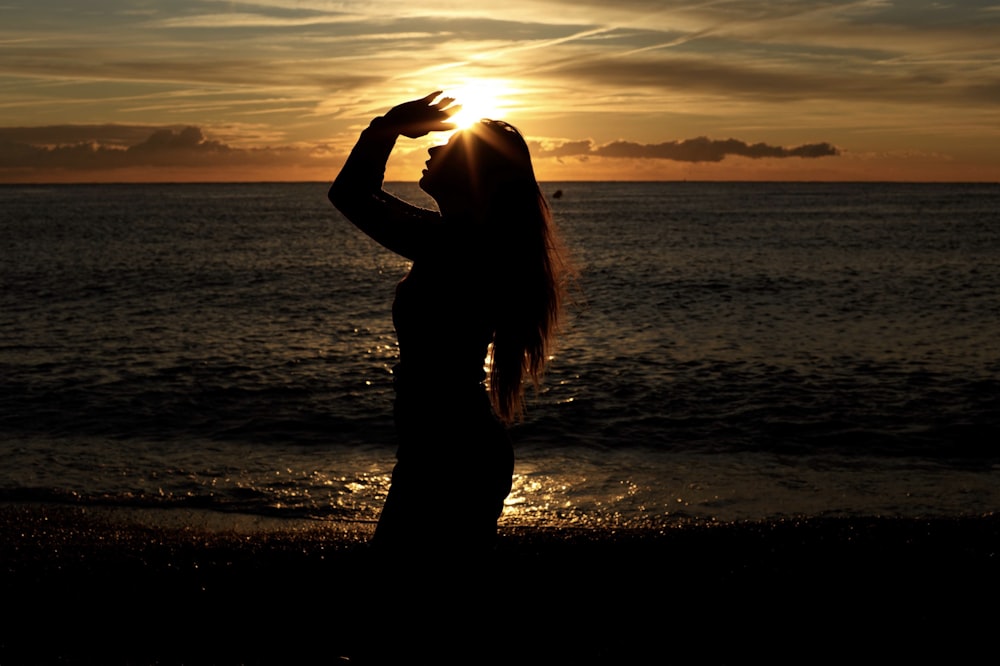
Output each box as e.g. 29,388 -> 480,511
1,503 -> 997,665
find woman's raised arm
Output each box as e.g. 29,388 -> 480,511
329,92 -> 458,260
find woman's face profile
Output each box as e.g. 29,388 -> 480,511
419,131 -> 473,199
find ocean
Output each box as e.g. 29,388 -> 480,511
2,181 -> 998,532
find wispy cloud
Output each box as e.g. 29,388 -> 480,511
149,12 -> 362,29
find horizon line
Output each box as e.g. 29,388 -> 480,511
3,179 -> 999,186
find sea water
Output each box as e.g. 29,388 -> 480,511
2,181 -> 998,529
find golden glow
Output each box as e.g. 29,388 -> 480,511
444,80 -> 512,129
5,5 -> 1000,183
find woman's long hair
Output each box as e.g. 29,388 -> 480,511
465,120 -> 570,424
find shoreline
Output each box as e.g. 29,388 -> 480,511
2,502 -> 998,664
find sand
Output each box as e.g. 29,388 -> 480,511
1,502 -> 997,664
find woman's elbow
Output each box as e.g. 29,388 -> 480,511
330,179 -> 364,219
328,179 -> 347,210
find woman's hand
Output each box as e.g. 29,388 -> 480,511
379,91 -> 460,139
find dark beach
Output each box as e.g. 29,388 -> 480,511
2,503 -> 996,665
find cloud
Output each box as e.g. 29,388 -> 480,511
0,124 -> 839,184
0,125 -> 165,148
0,125 -> 309,173
536,140 -> 595,158
532,137 -> 839,163
128,126 -> 229,156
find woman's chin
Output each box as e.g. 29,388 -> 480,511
418,173 -> 436,195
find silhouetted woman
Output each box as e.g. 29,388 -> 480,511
329,92 -> 566,559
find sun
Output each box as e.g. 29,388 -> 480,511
444,80 -> 511,129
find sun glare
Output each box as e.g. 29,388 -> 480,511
445,81 -> 510,129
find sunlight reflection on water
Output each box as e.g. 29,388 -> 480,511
2,182 -> 999,528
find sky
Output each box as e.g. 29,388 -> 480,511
1,0 -> 999,183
